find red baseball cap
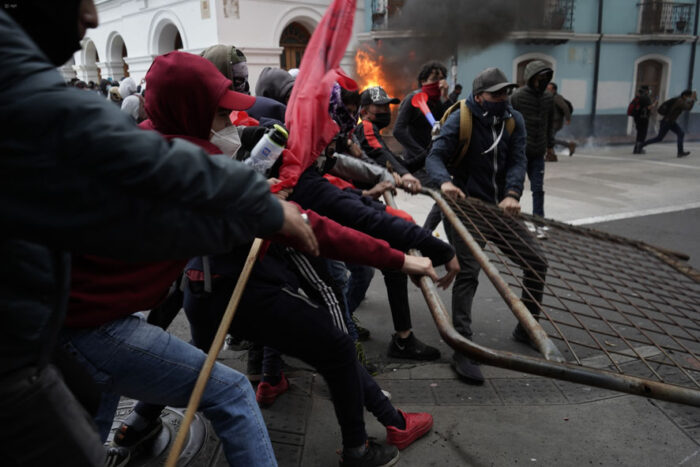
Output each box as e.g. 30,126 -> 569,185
219,88 -> 255,111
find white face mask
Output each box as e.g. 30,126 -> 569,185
210,126 -> 242,158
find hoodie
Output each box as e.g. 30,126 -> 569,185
426,93 -> 527,204
255,67 -> 295,105
510,60 -> 554,157
66,52 -> 279,327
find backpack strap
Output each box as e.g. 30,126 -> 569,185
440,99 -> 515,169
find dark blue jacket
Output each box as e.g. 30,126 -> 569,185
290,168 -> 455,266
425,93 -> 527,204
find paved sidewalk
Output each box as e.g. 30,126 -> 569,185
121,142 -> 700,466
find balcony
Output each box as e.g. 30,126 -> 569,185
370,0 -> 405,31
637,1 -> 695,44
512,0 -> 576,45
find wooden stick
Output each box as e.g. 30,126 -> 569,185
165,238 -> 264,467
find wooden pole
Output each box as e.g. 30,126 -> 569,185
165,238 -> 264,467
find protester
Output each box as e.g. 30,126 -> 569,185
426,67 -> 548,385
448,83 -> 463,104
0,3 -> 315,465
628,86 -> 654,154
108,51 -> 440,466
202,44 -> 287,125
394,61 -> 451,173
355,86 -> 422,192
643,89 -> 696,157
510,60 -> 555,219
547,82 -> 576,156
120,93 -> 146,122
255,66 -> 296,105
393,61 -> 452,231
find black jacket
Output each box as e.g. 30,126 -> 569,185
354,120 -> 410,176
510,61 -> 554,158
393,90 -> 450,169
0,10 -> 283,375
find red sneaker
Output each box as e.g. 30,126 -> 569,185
385,410 -> 433,450
255,372 -> 289,407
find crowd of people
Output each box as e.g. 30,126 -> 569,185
5,1 -> 694,467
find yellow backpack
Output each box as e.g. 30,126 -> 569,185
439,99 -> 515,169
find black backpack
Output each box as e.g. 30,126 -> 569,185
657,97 -> 678,116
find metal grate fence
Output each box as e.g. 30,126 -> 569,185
441,195 -> 700,393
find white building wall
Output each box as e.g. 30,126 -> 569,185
69,0 -> 365,93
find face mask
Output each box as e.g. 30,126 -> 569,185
421,81 -> 441,100
372,112 -> 392,129
210,126 -> 242,158
537,79 -> 549,93
481,100 -> 507,119
231,62 -> 249,94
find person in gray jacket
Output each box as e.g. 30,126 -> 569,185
510,60 -> 555,218
0,2 -> 315,465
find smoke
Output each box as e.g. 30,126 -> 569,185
359,0 -> 546,97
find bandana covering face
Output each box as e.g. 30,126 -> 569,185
421,81 -> 441,100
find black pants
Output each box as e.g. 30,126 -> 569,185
444,215 -> 548,339
634,117 -> 649,144
136,277 -> 396,448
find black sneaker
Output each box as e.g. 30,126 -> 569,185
512,323 -> 539,351
104,446 -> 131,467
112,417 -> 163,449
246,346 -> 264,382
678,151 -> 690,158
452,352 -> 484,385
340,440 -> 399,467
387,332 -> 440,361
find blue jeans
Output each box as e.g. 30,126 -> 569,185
527,155 -> 545,217
60,315 -> 276,467
644,120 -> 685,153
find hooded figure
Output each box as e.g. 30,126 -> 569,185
200,45 -> 287,125
118,76 -> 137,99
201,44 -> 249,94
255,66 -> 295,105
510,60 -> 554,217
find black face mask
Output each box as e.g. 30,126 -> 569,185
372,112 -> 392,129
481,100 -> 507,119
5,0 -> 83,66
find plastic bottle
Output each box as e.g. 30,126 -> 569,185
244,124 -> 289,174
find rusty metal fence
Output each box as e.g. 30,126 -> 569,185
386,189 -> 700,406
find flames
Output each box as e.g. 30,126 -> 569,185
354,47 -> 396,98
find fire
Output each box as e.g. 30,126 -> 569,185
354,48 -> 394,97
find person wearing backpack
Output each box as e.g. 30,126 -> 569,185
643,89 -> 697,157
425,67 -> 549,385
629,86 -> 654,154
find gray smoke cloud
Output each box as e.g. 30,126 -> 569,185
358,0 -> 546,97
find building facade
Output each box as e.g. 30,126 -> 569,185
66,0 -> 366,92
361,0 -> 700,141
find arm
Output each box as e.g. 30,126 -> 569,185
355,121 -> 410,176
329,152 -> 396,186
503,109 -> 527,201
556,95 -> 571,121
4,88 -> 285,260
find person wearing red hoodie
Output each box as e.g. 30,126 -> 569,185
60,52 -> 294,467
101,51 -> 441,467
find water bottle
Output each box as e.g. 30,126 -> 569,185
245,124 -> 288,174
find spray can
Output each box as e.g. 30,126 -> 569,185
244,124 -> 289,174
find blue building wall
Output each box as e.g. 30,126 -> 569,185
363,0 -> 700,140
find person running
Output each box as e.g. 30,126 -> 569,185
643,89 -> 696,158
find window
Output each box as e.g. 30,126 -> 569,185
280,22 -> 311,70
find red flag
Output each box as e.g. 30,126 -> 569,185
272,0 -> 357,192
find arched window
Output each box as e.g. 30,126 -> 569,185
279,22 -> 311,70
156,23 -> 184,55
516,58 -> 554,87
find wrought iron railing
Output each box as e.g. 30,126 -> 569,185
638,1 -> 695,34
